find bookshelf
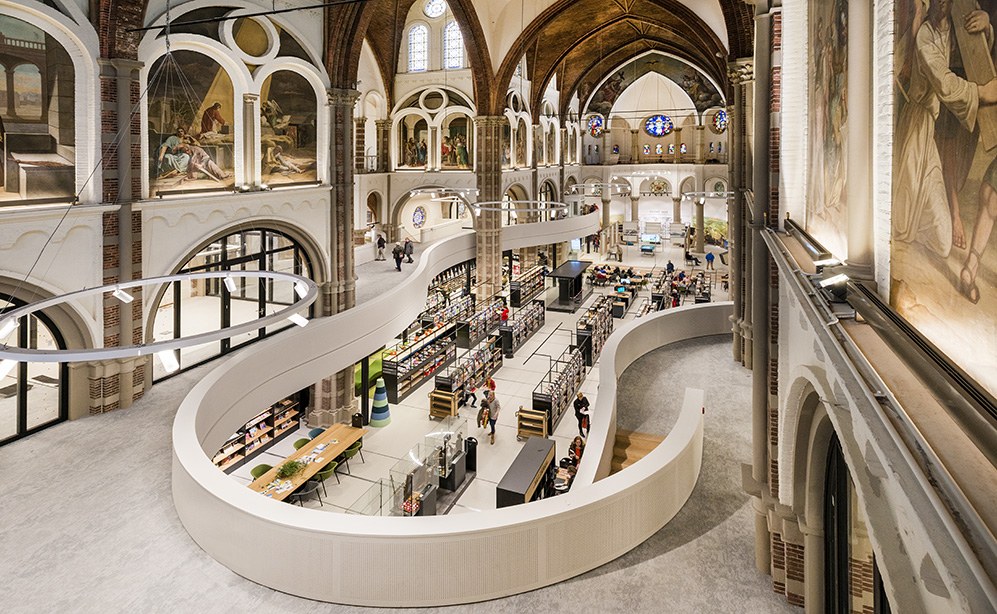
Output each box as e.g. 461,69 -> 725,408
381,322 -> 459,403
498,299 -> 546,358
434,334 -> 503,414
428,389 -> 459,419
531,347 -> 585,434
576,296 -> 614,367
211,396 -> 301,473
509,266 -> 545,307
516,407 -> 549,440
635,298 -> 656,318
456,297 -> 504,348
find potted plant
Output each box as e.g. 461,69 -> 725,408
276,460 -> 305,479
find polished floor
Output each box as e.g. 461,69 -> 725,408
0,241 -> 794,612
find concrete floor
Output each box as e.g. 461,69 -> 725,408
0,242 -> 795,613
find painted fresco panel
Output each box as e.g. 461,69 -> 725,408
260,71 -> 318,185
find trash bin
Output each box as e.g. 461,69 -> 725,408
351,412 -> 363,428
465,437 -> 477,472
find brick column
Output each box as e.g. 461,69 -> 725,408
309,88 -> 360,428
728,59 -> 754,365
375,119 -> 391,172
475,116 -> 505,298
354,116 -> 366,173
92,58 -> 145,414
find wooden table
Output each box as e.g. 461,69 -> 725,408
248,423 -> 366,501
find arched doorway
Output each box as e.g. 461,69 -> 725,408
150,228 -> 315,380
0,296 -> 68,444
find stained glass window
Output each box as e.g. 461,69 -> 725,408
655,143 -> 663,155
718,143 -> 723,153
443,21 -> 464,69
587,115 -> 604,138
680,143 -> 688,154
612,144 -> 619,154
644,114 -> 674,137
408,25 -> 429,72
413,206 -> 427,228
642,144 -> 650,155
424,0 -> 447,18
711,109 -> 729,134
668,144 -> 675,155
709,142 -> 715,153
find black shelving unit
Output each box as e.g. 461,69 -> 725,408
499,299 -> 546,358
531,347 -> 585,434
509,266 -> 545,308
456,297 -> 503,349
576,296 -> 613,367
434,334 -> 503,409
381,323 -> 459,403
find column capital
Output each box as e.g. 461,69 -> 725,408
473,115 -> 507,128
243,92 -> 260,102
728,59 -> 755,84
375,119 -> 392,128
98,57 -> 144,76
327,88 -> 360,107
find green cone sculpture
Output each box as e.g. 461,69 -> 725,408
369,376 -> 391,427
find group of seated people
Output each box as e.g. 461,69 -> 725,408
660,270 -> 711,308
588,265 -> 652,287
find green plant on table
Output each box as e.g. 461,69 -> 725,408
276,460 -> 306,479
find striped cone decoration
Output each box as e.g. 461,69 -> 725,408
369,377 -> 391,427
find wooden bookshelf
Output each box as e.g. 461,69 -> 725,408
516,407 -> 549,440
429,390 -> 459,419
211,395 -> 302,474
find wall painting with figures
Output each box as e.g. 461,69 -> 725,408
260,71 -> 318,185
892,0 -> 997,396
807,0 -> 849,258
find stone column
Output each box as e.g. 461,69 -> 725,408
560,127 -> 568,166
5,69 -> 14,118
673,127 -> 683,163
630,195 -> 640,222
475,116 -> 505,298
694,125 -> 707,164
695,197 -> 706,253
630,129 -> 640,164
354,116 -> 366,173
728,59 -> 754,365
673,196 -> 683,224
429,126 -> 439,170
310,88 -> 360,428
242,93 -> 259,188
375,119 -> 391,172
601,194 -> 612,251
845,0 -> 873,278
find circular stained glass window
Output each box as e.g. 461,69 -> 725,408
711,109 -> 729,134
644,115 -> 674,137
413,205 -> 427,228
587,115 -> 604,138
424,0 -> 447,18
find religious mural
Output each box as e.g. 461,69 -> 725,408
440,115 -> 471,169
399,116 -> 428,168
807,0 -> 849,257
260,71 -> 318,185
892,0 -> 997,396
0,15 -> 75,201
501,122 -> 512,168
148,51 -> 235,194
583,53 -> 723,117
516,119 -> 528,167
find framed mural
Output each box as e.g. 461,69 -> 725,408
399,116 -> 428,168
501,122 -> 512,168
148,51 -> 235,194
260,71 -> 318,185
0,15 -> 76,201
806,0 -> 848,258
441,115 -> 471,169
892,0 -> 997,397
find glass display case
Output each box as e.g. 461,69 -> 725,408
425,416 -> 468,481
348,478 -> 405,517
388,444 -> 439,516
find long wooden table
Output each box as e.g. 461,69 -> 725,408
248,423 -> 366,501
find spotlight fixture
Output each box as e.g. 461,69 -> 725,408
0,358 -> 16,379
223,276 -> 238,293
0,318 -> 18,339
287,313 -> 309,327
812,258 -> 841,267
294,281 -> 308,299
112,288 -> 134,304
156,350 -> 180,374
819,273 -> 849,288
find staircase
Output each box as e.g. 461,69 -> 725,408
610,429 -> 665,474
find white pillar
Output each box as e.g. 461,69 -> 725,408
845,0 -> 873,276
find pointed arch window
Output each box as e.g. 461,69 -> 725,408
443,21 -> 464,69
408,24 -> 429,72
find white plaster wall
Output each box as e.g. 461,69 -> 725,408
780,0 -> 808,225
873,0 -> 894,297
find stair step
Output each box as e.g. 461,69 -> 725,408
609,429 -> 665,475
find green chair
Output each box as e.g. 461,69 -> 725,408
336,440 -> 365,475
293,438 -> 310,450
313,461 -> 340,496
250,464 -> 272,480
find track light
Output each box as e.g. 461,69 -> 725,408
819,273 -> 849,288
112,288 -> 134,304
223,276 -> 238,293
0,359 -> 16,379
0,318 -> 18,339
294,281 -> 308,299
812,258 -> 841,267
156,350 -> 180,374
287,313 -> 308,327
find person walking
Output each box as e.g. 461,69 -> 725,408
403,238 -> 414,263
573,392 -> 590,438
376,234 -> 386,261
705,251 -> 715,270
392,242 -> 404,271
486,389 -> 501,444
477,396 -> 489,430
666,260 -> 675,274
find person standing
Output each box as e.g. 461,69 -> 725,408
573,392 -> 590,438
486,390 -> 501,444
376,234 -> 386,261
705,251 -> 715,270
403,238 -> 414,263
392,242 -> 404,271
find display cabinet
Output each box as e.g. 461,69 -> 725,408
425,416 -> 469,492
456,297 -> 503,348
389,444 -> 438,516
211,395 -> 301,473
576,296 -> 613,367
498,299 -> 545,358
381,322 -> 458,403
531,347 -> 585,433
509,265 -> 545,307
496,437 -> 556,508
